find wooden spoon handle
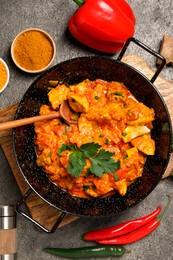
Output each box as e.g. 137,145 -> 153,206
0,111 -> 60,131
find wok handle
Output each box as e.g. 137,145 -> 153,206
14,188 -> 66,233
117,37 -> 166,83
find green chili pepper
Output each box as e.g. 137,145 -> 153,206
43,245 -> 130,258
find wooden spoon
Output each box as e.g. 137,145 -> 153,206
0,101 -> 77,131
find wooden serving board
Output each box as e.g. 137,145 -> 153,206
0,54 -> 173,231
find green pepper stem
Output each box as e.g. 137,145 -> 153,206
157,194 -> 171,222
72,0 -> 84,6
125,249 -> 131,254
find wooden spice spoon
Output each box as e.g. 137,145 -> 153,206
0,101 -> 77,131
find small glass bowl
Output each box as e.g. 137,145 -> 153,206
0,58 -> 10,93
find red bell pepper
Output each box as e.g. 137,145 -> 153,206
68,0 -> 136,53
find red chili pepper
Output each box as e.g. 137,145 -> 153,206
97,195 -> 170,245
97,218 -> 160,245
68,0 -> 136,53
83,205 -> 162,241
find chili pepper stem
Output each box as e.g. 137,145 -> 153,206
170,170 -> 173,179
72,0 -> 84,6
156,194 -> 171,222
124,249 -> 131,253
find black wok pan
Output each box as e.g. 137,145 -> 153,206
13,38 -> 172,232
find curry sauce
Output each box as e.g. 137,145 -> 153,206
34,79 -> 155,198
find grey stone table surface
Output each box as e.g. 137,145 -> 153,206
0,0 -> 173,259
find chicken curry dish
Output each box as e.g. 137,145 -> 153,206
34,79 -> 155,198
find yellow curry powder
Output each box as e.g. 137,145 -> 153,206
0,61 -> 7,90
13,30 -> 54,71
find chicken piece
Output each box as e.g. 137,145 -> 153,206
68,92 -> 89,113
126,168 -> 142,181
157,35 -> 173,66
85,188 -> 99,197
100,103 -> 126,121
69,80 -> 90,95
92,174 -> 113,195
48,84 -> 69,109
122,125 -> 150,143
126,147 -> 139,165
127,116 -> 155,126
39,104 -> 54,115
107,81 -> 131,102
78,114 -> 98,134
126,98 -> 155,125
131,134 -> 155,155
112,179 -> 128,196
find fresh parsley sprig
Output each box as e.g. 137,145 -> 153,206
58,142 -> 120,178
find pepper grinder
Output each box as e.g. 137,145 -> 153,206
0,205 -> 17,260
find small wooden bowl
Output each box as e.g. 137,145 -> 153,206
11,28 -> 56,74
0,58 -> 10,93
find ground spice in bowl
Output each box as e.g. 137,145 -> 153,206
11,28 -> 56,73
0,58 -> 9,93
